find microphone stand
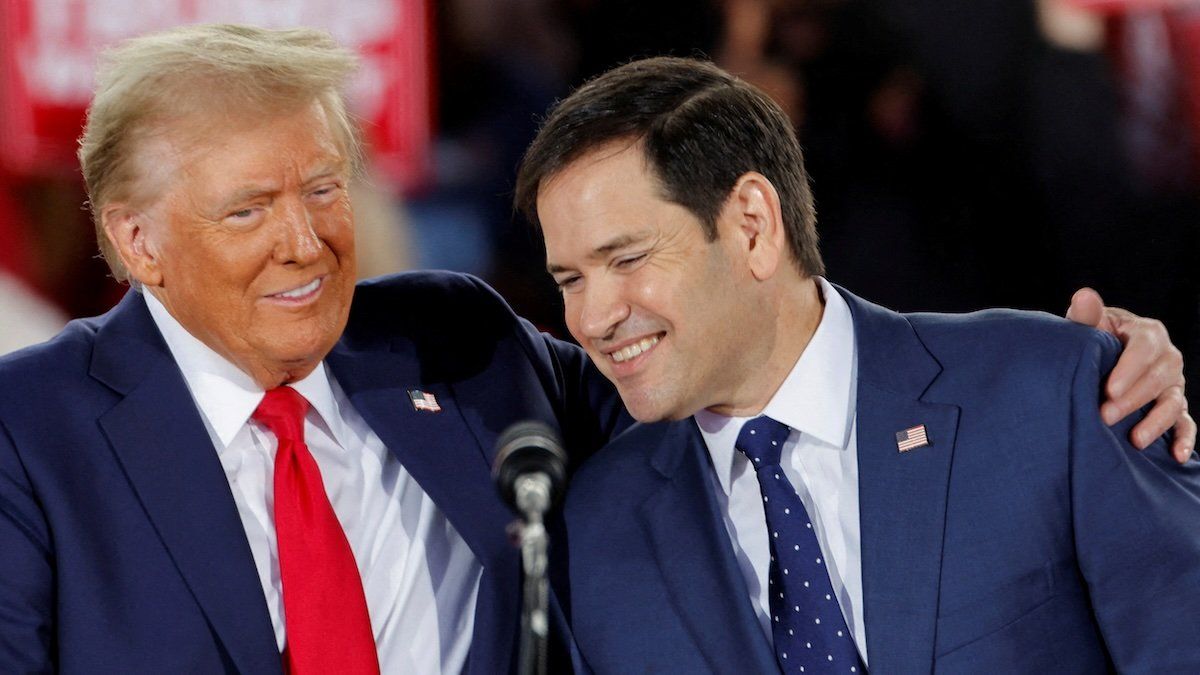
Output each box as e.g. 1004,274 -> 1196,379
513,473 -> 552,675
493,420 -> 565,675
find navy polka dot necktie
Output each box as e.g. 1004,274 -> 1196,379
736,416 -> 865,674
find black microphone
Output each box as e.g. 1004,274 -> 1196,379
492,420 -> 566,675
493,420 -> 567,519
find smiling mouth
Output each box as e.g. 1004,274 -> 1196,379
609,334 -> 662,363
268,276 -> 324,301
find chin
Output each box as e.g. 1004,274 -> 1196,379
619,389 -> 678,424
262,332 -> 337,369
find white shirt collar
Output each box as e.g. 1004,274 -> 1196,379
695,277 -> 858,495
142,289 -> 348,451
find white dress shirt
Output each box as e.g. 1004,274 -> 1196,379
144,290 -> 481,673
695,277 -> 867,663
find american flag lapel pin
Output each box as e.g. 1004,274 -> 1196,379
408,389 -> 442,413
895,424 -> 929,452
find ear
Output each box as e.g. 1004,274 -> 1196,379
722,172 -> 787,282
100,203 -> 164,287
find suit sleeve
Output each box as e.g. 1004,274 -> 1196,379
1068,332 -> 1200,672
518,317 -> 632,470
0,418 -> 54,673
450,271 -> 630,468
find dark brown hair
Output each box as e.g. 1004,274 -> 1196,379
515,56 -> 823,276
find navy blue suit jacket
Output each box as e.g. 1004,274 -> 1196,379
0,271 -> 624,674
564,286 -> 1200,674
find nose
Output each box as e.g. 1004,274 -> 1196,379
273,198 -> 322,265
575,276 -> 630,342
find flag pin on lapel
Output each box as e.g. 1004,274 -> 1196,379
895,424 -> 929,452
408,389 -> 442,413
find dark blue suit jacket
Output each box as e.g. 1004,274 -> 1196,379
564,286 -> 1200,674
0,271 -> 624,674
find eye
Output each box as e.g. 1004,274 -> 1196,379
225,206 -> 261,223
308,183 -> 343,204
615,253 -> 646,268
555,275 -> 583,293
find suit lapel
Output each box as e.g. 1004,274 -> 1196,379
326,341 -> 520,674
92,292 -> 282,675
637,422 -> 778,674
840,287 -> 960,673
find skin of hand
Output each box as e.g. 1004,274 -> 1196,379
1066,287 -> 1195,463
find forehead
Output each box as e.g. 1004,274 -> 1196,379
191,100 -> 340,161
140,101 -> 345,200
541,139 -> 653,199
537,142 -> 673,249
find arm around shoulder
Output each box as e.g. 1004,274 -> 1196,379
1067,332 -> 1200,671
517,316 -> 630,466
394,271 -> 629,461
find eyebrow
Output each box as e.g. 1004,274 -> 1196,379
303,161 -> 346,185
546,232 -> 648,275
213,162 -> 347,215
214,186 -> 276,216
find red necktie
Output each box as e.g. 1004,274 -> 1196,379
253,387 -> 380,675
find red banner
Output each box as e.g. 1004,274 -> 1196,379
0,0 -> 433,190
1069,0 -> 1200,12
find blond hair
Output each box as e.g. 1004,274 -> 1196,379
78,24 -> 361,281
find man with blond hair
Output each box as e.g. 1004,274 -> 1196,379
0,24 -> 625,673
0,25 -> 1188,675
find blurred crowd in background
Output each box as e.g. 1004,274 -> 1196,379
1,0 -> 1198,409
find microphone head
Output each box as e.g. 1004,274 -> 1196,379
493,420 -> 567,512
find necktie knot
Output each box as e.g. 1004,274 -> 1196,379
736,415 -> 791,468
253,386 -> 310,442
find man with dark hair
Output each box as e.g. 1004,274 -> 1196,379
516,57 -> 822,278
516,56 -> 1200,672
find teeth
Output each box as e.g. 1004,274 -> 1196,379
276,278 -> 321,299
611,336 -> 660,363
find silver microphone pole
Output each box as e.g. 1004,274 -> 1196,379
514,473 -> 552,675
493,421 -> 567,675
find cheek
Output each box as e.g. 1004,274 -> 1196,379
626,271 -> 679,325
171,235 -> 275,309
215,251 -> 271,294
321,209 -> 357,265
562,296 -> 587,343
161,237 -> 221,285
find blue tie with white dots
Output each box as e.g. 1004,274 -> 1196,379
736,416 -> 865,674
